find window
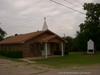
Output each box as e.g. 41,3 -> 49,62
40,42 -> 45,51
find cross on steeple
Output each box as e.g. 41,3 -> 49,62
42,17 -> 48,31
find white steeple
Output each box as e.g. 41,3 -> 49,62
42,17 -> 48,31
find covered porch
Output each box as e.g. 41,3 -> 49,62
39,42 -> 64,58
33,35 -> 66,58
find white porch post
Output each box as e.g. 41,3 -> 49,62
61,42 -> 64,56
45,42 -> 48,58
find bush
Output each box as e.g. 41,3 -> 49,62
54,50 -> 61,55
54,50 -> 69,55
0,50 -> 23,58
64,50 -> 69,55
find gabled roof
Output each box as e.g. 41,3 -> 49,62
0,30 -> 67,44
36,35 -> 56,42
0,31 -> 45,44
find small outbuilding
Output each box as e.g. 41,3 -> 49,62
0,18 -> 67,57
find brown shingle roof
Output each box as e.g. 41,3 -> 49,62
0,30 -> 67,44
0,30 -> 45,44
36,35 -> 56,42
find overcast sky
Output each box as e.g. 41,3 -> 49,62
0,0 -> 100,37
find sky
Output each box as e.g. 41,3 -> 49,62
0,0 -> 100,38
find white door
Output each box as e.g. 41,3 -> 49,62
41,43 -> 50,56
40,43 -> 45,56
41,50 -> 45,56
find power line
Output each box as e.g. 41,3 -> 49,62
64,0 -> 83,10
64,0 -> 80,8
64,0 -> 84,11
50,0 -> 85,15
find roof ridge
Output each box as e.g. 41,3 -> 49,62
0,30 -> 46,44
20,30 -> 46,42
0,30 -> 67,44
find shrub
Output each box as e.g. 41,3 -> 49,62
0,50 -> 23,58
64,50 -> 69,55
54,50 -> 69,55
54,50 -> 61,55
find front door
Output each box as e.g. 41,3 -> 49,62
40,42 -> 50,56
40,42 -> 45,56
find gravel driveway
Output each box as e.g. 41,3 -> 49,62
0,58 -> 100,75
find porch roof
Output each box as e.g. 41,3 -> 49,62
35,35 -> 56,42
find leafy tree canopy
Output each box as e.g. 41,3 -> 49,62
76,3 -> 100,51
0,27 -> 7,41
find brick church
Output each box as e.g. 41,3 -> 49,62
0,18 -> 67,57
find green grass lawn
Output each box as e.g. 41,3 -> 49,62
33,52 -> 100,68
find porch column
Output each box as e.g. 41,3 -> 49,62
61,42 -> 64,56
45,42 -> 48,58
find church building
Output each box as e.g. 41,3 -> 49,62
0,18 -> 67,58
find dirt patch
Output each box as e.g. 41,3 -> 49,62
0,58 -> 50,75
0,58 -> 100,75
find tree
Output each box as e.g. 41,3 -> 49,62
0,27 -> 7,41
76,3 -> 100,51
64,36 -> 73,51
63,36 -> 81,52
15,34 -> 18,36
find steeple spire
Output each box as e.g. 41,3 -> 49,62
42,17 -> 48,31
